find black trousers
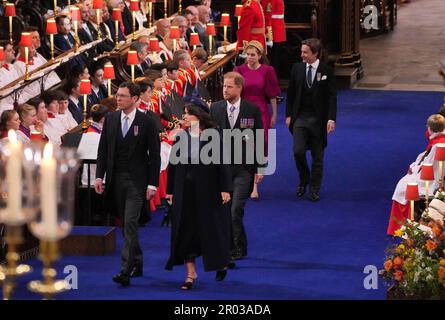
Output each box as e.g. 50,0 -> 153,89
292,117 -> 325,193
230,166 -> 254,253
112,172 -> 145,273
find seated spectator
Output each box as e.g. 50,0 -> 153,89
103,4 -> 126,43
0,42 -> 20,89
65,77 -> 89,124
155,18 -> 171,43
0,110 -> 21,140
171,16 -> 190,51
89,62 -> 108,105
165,60 -> 180,93
70,64 -> 90,81
387,114 -> 445,235
16,103 -> 44,144
191,47 -> 208,70
57,90 -> 78,131
126,41 -> 150,77
136,80 -> 153,112
54,15 -> 76,51
200,0 -> 219,22
42,90 -> 67,145
79,104 -> 109,186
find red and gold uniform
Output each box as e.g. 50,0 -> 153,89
237,0 -> 266,52
263,0 -> 286,43
150,89 -> 180,131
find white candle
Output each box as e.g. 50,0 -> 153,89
6,130 -> 23,224
41,142 -> 57,239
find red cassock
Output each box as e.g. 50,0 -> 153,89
237,0 -> 266,51
269,0 -> 286,43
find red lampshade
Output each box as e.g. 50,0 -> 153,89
420,163 -> 434,181
127,50 -> 138,65
234,5 -> 243,17
169,26 -> 180,39
20,32 -> 32,47
0,47 -> 4,61
405,183 -> 420,201
220,13 -> 230,26
130,0 -> 139,11
92,0 -> 103,9
189,33 -> 200,46
435,143 -> 445,161
103,63 -> 115,80
79,79 -> 91,95
71,7 -> 81,21
5,3 -> 16,17
149,38 -> 160,52
112,8 -> 122,21
46,19 -> 57,35
205,23 -> 216,36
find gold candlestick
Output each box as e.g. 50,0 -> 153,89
410,200 -> 415,221
0,226 -> 32,300
132,11 -> 136,40
208,35 -> 213,64
173,39 -> 177,52
50,34 -> 55,63
107,79 -> 112,97
73,21 -> 79,52
115,20 -> 119,50
24,47 -> 30,81
28,240 -> 69,300
425,180 -> 430,214
53,0 -> 57,18
131,64 -> 135,82
96,9 -> 102,39
8,16 -> 13,45
82,94 -> 88,130
223,25 -> 228,45
439,161 -> 444,193
148,2 -> 152,29
178,0 -> 182,14
164,0 -> 167,18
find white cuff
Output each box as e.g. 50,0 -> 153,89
147,185 -> 157,191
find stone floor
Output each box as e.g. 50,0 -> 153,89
356,0 -> 445,92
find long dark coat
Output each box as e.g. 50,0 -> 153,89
165,131 -> 233,272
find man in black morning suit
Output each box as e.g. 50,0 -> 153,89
285,38 -> 337,202
95,82 -> 160,286
210,72 -> 264,261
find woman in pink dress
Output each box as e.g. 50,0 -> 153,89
234,40 -> 280,199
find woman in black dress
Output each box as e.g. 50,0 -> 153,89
165,104 -> 232,290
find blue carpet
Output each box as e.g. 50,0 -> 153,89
12,89 -> 445,300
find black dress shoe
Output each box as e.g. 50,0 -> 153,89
310,192 -> 320,202
112,272 -> 130,286
227,261 -> 236,269
215,269 -> 227,281
296,185 -> 307,197
129,265 -> 143,278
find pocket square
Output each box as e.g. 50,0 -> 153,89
321,75 -> 327,80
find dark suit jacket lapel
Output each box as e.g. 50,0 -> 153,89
109,111 -> 120,158
234,100 -> 246,129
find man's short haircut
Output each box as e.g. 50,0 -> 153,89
301,38 -> 322,57
427,114 -> 445,133
224,71 -> 244,87
173,49 -> 189,64
119,81 -> 141,97
165,60 -> 179,72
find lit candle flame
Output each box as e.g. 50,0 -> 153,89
7,129 -> 17,144
43,142 -> 54,160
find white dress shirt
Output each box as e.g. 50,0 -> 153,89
306,59 -> 320,85
226,98 -> 241,128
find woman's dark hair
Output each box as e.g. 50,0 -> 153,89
70,63 -> 89,79
184,103 -> 215,130
0,110 -> 17,132
90,104 -> 109,123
